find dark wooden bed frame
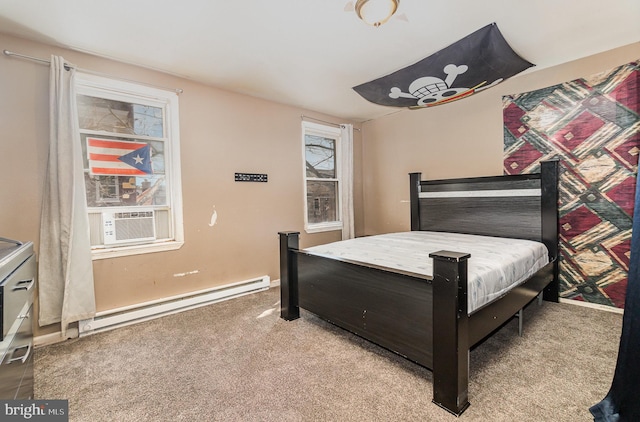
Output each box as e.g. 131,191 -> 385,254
278,160 -> 559,416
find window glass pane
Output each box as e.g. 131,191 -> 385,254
133,104 -> 164,138
306,181 -> 337,224
77,95 -> 164,137
84,174 -> 167,207
149,140 -> 166,174
305,134 -> 335,179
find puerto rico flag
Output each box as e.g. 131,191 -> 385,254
87,137 -> 153,176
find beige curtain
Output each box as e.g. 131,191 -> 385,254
340,124 -> 354,240
38,55 -> 95,336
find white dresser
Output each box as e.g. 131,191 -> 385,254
0,239 -> 35,399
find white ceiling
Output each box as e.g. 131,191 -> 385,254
0,0 -> 639,122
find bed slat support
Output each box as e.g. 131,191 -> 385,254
279,231 -> 300,321
430,250 -> 471,416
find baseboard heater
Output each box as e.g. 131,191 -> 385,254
78,275 -> 270,337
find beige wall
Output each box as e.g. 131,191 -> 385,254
361,42 -> 640,235
0,33 -> 363,336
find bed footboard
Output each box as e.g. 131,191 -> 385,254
278,231 -> 474,416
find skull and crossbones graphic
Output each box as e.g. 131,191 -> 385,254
389,64 -> 502,107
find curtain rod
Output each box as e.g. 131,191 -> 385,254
3,49 -> 184,95
301,115 -> 361,131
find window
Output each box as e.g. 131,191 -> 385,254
302,121 -> 342,233
75,73 -> 184,259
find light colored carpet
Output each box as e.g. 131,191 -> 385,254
34,287 -> 621,421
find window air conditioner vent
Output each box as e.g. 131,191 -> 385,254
103,211 -> 156,245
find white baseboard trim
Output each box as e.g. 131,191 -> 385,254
270,278 -> 280,287
559,298 -> 624,314
79,275 -> 270,337
34,327 -> 79,348
35,277 -> 274,346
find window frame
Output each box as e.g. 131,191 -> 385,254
75,72 -> 184,260
302,121 -> 343,234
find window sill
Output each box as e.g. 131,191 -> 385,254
91,240 -> 184,260
305,222 -> 343,234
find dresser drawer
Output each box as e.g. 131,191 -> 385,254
15,305 -> 34,400
1,254 -> 36,341
0,302 -> 33,399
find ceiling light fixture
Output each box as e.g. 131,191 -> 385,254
355,0 -> 399,27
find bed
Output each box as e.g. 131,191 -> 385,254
278,160 -> 559,416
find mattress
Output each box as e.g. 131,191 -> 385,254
304,231 -> 549,314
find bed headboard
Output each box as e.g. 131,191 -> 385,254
409,160 -> 559,259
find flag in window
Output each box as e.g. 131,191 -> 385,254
87,137 -> 153,176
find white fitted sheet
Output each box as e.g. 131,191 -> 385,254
304,231 -> 549,314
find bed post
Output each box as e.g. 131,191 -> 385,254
540,160 -> 560,302
279,231 -> 300,321
409,172 -> 421,231
429,250 -> 471,416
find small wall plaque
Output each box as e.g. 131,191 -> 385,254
235,173 -> 268,182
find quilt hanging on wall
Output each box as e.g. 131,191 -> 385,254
503,60 -> 639,308
353,23 -> 533,109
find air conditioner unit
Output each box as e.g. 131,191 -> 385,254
102,210 -> 156,245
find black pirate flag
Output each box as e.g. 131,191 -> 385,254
353,23 -> 534,108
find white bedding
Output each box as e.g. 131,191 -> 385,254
304,231 -> 549,314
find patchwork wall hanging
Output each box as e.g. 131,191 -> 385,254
503,60 -> 640,308
353,23 -> 533,109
